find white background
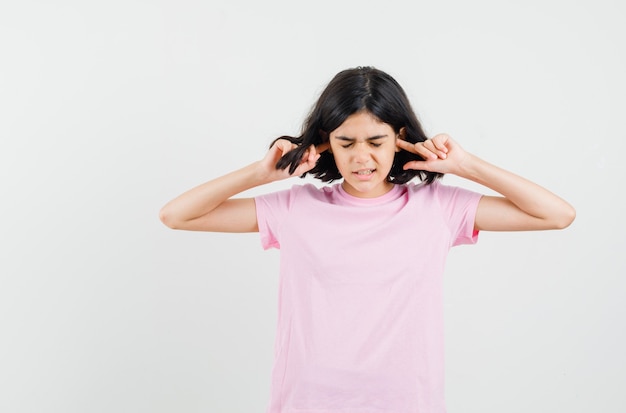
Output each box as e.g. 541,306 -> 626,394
1,0 -> 624,412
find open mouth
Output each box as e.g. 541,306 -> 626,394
352,169 -> 376,181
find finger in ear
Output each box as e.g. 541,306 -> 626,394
316,141 -> 331,153
395,128 -> 408,152
318,129 -> 332,153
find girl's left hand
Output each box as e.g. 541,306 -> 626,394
395,133 -> 469,175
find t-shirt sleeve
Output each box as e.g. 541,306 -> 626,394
254,187 -> 296,250
433,181 -> 482,246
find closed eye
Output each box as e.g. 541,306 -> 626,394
335,134 -> 388,148
340,141 -> 385,148
342,142 -> 382,148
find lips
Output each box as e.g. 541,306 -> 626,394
352,168 -> 376,180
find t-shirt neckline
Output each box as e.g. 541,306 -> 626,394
336,182 -> 404,206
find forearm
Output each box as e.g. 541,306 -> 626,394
159,161 -> 269,228
458,154 -> 576,229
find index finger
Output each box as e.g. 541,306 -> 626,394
396,138 -> 438,160
316,141 -> 330,153
395,138 -> 418,153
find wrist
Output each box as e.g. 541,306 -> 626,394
453,153 -> 483,180
249,160 -> 284,186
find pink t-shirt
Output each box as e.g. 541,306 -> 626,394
255,181 -> 482,413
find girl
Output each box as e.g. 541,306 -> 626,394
160,67 -> 575,413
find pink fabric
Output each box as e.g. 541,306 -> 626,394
255,181 -> 481,413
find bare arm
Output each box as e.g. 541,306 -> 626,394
159,141 -> 324,232
396,134 -> 576,231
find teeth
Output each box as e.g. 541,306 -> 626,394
356,169 -> 373,175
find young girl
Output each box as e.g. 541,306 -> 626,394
160,67 -> 575,413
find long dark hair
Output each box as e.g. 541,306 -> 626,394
274,66 -> 442,184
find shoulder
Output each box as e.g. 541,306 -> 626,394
288,183 -> 338,200
255,183 -> 337,208
404,180 -> 483,211
406,179 -> 480,197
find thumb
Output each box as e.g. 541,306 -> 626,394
402,159 -> 434,171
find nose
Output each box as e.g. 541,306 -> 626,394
352,142 -> 371,163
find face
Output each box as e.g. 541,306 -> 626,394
329,111 -> 401,198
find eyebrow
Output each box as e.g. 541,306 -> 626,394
333,134 -> 389,142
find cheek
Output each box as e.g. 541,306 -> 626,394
374,147 -> 396,161
334,155 -> 349,170
329,150 -> 346,164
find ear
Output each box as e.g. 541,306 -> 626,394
395,127 -> 407,152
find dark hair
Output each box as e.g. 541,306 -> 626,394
274,66 -> 442,184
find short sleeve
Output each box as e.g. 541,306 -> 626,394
254,187 -> 296,250
433,181 -> 482,246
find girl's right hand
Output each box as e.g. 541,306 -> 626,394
258,139 -> 325,182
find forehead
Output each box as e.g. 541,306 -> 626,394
330,111 -> 393,137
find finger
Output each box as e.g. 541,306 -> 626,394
422,139 -> 447,160
316,141 -> 330,153
294,144 -> 319,167
395,138 -> 418,153
430,134 -> 449,156
408,141 -> 438,160
402,160 -> 429,171
293,152 -> 320,176
397,139 -> 435,160
309,146 -> 321,165
306,144 -> 317,163
273,139 -> 297,154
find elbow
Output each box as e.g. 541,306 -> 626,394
159,206 -> 180,229
553,204 -> 576,230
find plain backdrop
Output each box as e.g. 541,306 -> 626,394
1,0 -> 625,412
